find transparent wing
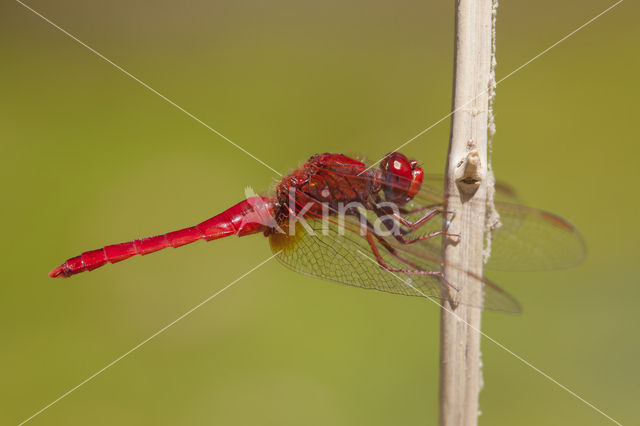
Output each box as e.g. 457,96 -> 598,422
487,202 -> 586,271
400,194 -> 586,272
269,216 -> 521,313
316,166 -> 585,272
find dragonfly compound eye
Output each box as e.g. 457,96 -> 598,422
380,152 -> 424,206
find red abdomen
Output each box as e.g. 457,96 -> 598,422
49,197 -> 276,278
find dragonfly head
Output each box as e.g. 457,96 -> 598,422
380,152 -> 423,206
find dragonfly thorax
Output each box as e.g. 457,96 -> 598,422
275,153 -> 376,218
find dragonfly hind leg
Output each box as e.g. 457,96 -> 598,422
359,222 -> 461,293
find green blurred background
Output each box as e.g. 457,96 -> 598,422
1,0 -> 638,424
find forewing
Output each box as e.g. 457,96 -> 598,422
269,216 -> 521,313
400,195 -> 586,272
487,202 -> 586,271
308,163 -> 585,272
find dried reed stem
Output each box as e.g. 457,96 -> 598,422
439,0 -> 496,425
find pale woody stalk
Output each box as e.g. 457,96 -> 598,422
439,0 -> 497,425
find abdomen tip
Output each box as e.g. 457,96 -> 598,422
48,265 -> 65,278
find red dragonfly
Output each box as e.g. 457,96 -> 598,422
49,152 -> 585,313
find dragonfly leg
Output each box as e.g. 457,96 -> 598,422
359,221 -> 461,293
373,193 -> 442,215
372,203 -> 459,244
399,230 -> 459,244
373,203 -> 441,232
399,203 -> 442,215
397,208 -> 457,233
397,203 -> 457,233
395,208 -> 442,229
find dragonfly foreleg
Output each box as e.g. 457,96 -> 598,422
399,203 -> 442,215
372,203 -> 459,245
373,193 -> 442,215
